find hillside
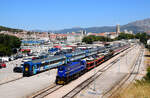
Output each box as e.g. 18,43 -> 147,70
53,26 -> 116,33
53,18 -> 150,34
122,18 -> 150,33
0,26 -> 23,32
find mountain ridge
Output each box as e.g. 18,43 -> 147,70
1,18 -> 150,34
52,18 -> 150,33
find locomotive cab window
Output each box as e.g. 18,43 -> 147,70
59,67 -> 64,71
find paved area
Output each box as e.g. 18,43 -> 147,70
75,45 -> 141,98
0,58 -> 23,84
0,69 -> 57,98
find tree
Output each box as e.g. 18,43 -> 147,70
135,33 -> 150,45
82,35 -> 112,44
0,34 -> 21,56
116,33 -> 135,40
0,26 -> 23,32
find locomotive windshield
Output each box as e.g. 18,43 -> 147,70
24,63 -> 29,71
59,67 -> 64,71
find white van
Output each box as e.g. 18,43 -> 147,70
1,57 -> 9,62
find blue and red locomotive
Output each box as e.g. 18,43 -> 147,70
56,59 -> 86,84
55,52 -> 113,85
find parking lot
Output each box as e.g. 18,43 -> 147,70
0,58 -> 23,84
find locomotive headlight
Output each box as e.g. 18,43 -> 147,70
25,67 -> 28,71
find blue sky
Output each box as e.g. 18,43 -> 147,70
0,0 -> 150,30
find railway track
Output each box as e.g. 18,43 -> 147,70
29,59 -> 118,98
30,45 -> 134,98
62,46 -> 134,98
0,77 -> 23,86
103,46 -> 144,98
30,84 -> 63,98
31,57 -> 120,98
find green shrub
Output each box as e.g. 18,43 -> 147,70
0,34 -> 21,56
146,67 -> 150,81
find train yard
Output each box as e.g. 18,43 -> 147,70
44,45 -> 140,98
31,46 -> 133,98
0,42 -> 145,98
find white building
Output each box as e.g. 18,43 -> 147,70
67,34 -> 83,43
124,29 -> 133,34
67,31 -> 86,43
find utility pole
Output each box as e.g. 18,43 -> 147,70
48,70 -> 50,76
118,57 -> 120,73
93,57 -> 96,91
126,52 -> 128,65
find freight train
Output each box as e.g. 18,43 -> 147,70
55,43 -> 130,85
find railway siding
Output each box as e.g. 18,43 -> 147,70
103,46 -> 143,98
74,45 -> 141,98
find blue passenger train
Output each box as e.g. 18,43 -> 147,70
23,55 -> 66,76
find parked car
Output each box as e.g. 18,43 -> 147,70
9,56 -> 15,61
13,66 -> 23,73
1,57 -> 9,62
27,53 -> 34,56
0,62 -> 6,68
17,54 -> 23,58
